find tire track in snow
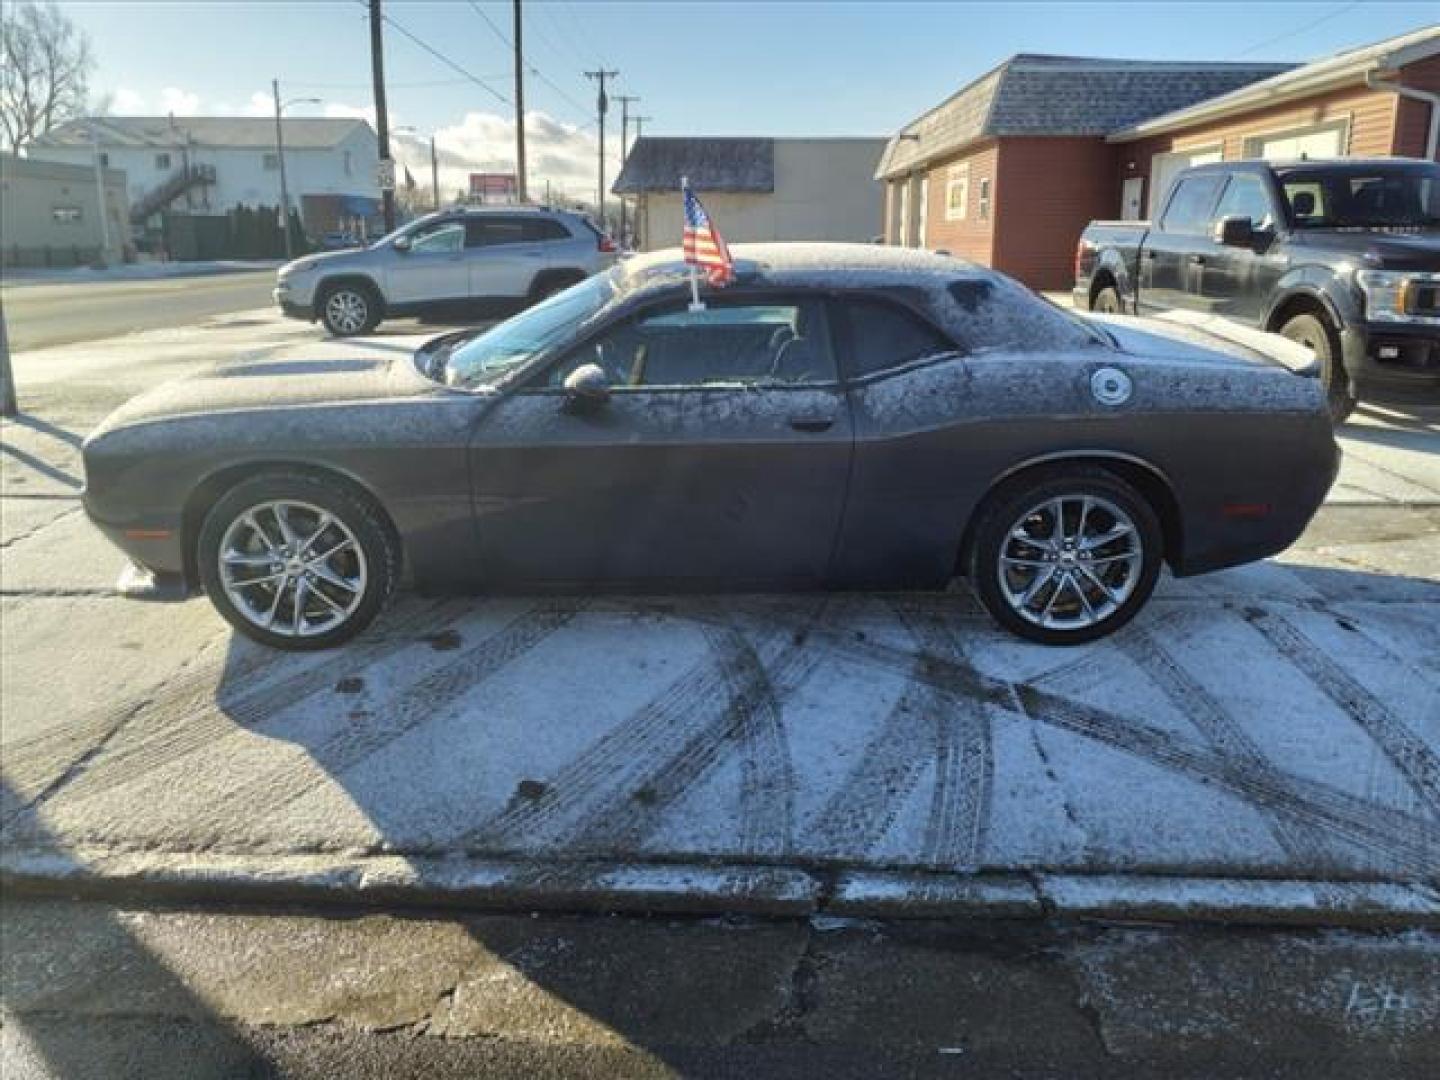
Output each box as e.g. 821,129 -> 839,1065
172,602 -> 582,840
5,600 -> 467,813
1120,625 -> 1339,869
466,603 -> 829,859
1246,609 -> 1440,818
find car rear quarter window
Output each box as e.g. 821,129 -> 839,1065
522,217 -> 572,242
465,217 -> 530,247
1160,174 -> 1224,234
840,298 -> 956,379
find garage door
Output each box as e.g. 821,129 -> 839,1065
1149,147 -> 1223,217
1245,122 -> 1347,161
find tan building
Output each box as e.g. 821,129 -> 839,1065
1,152 -> 129,268
878,25 -> 1440,290
613,137 -> 885,252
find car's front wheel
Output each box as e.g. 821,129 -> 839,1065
319,282 -> 381,337
197,472 -> 398,650
968,468 -> 1163,645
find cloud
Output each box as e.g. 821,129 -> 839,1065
390,109 -> 615,206
159,87 -> 201,115
324,101 -> 377,124
111,87 -> 145,112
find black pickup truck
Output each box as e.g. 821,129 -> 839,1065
1073,158 -> 1439,420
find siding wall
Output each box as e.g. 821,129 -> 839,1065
1393,54 -> 1440,159
920,141 -> 999,265
992,137 -> 1117,289
1115,84 -> 1402,212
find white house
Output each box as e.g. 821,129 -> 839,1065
24,116 -> 380,233
613,137 -> 887,251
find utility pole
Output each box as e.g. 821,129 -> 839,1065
615,94 -> 639,245
87,124 -> 112,266
272,79 -> 294,261
368,0 -> 396,232
631,115 -> 652,249
584,68 -> 618,229
512,0 -> 527,202
0,300 -> 16,418
430,135 -> 440,209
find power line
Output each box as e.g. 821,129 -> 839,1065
466,1 -> 595,127
1233,1 -> 1361,58
371,3 -> 511,105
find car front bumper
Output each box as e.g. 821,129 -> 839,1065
273,281 -> 314,321
1343,321 -> 1440,391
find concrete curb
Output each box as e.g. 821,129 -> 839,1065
4,847 -> 1439,927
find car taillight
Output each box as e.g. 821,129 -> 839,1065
598,235 -> 617,253
1074,240 -> 1089,279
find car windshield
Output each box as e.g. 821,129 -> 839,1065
439,273 -> 615,388
1280,166 -> 1440,229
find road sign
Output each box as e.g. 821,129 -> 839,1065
376,158 -> 396,192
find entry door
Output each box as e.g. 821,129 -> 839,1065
1121,176 -> 1145,221
466,294 -> 854,587
387,219 -> 468,303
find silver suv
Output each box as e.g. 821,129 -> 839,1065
274,206 -> 617,336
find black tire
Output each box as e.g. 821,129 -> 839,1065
1091,285 -> 1122,314
319,281 -> 382,337
967,467 -> 1163,646
528,271 -> 585,306
1280,312 -> 1354,424
197,471 -> 398,651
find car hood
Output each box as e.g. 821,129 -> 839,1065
1289,229 -> 1440,271
278,246 -> 375,276
1088,311 -> 1319,375
87,354 -> 444,440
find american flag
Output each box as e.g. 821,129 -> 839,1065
682,178 -> 734,286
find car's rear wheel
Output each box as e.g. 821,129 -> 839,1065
1279,312 -> 1353,423
198,472 -> 398,650
968,468 -> 1162,645
320,282 -> 381,337
1091,285 -> 1122,314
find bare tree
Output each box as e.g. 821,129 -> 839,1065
0,2 -> 94,150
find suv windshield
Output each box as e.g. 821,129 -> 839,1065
439,273 -> 614,388
1280,165 -> 1440,229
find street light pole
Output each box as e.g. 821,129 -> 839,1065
272,83 -> 322,262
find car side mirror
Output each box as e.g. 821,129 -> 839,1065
562,363 -> 610,408
392,235 -> 412,253
1213,215 -> 1255,248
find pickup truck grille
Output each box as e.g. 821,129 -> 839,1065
1409,283 -> 1440,317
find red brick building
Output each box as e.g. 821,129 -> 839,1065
878,26 -> 1440,289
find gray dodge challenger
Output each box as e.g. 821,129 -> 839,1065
82,244 -> 1340,650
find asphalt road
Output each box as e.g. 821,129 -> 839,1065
1,271 -> 277,350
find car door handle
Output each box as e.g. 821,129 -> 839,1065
789,415 -> 834,433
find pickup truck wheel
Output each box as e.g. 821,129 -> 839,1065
968,468 -> 1163,646
320,283 -> 381,337
1092,286 -> 1122,314
1280,312 -> 1354,423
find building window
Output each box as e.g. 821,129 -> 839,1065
52,205 -> 82,222
98,152 -> 109,167
262,152 -> 281,171
344,151 -> 353,176
155,152 -> 172,170
977,177 -> 991,221
945,164 -> 969,221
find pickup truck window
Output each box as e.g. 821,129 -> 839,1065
1159,174 -> 1224,235
1213,173 -> 1274,228
1281,166 -> 1440,229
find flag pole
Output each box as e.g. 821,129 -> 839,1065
682,175 -> 704,311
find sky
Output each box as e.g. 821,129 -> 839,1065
53,0 -> 1440,204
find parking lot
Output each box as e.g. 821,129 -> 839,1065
3,304 -> 1438,923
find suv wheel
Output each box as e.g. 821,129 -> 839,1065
320,282 -> 381,336
968,468 -> 1163,646
1280,312 -> 1354,423
198,472 -> 398,650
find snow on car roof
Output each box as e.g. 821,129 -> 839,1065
616,242 -> 992,292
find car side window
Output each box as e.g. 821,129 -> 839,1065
408,220 -> 465,255
548,298 -> 836,389
465,217 -> 529,247
1159,174 -> 1224,234
840,298 -> 956,380
1212,173 -> 1274,228
522,217 -> 571,242
1282,179 -> 1329,225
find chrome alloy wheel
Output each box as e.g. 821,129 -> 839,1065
324,289 -> 369,334
997,494 -> 1143,631
217,500 -> 368,638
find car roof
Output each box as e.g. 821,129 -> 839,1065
1183,157 -> 1437,175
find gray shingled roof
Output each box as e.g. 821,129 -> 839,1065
877,55 -> 1294,178
613,137 -> 774,194
29,116 -> 371,151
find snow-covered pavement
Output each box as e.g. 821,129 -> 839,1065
2,310 -> 1438,921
